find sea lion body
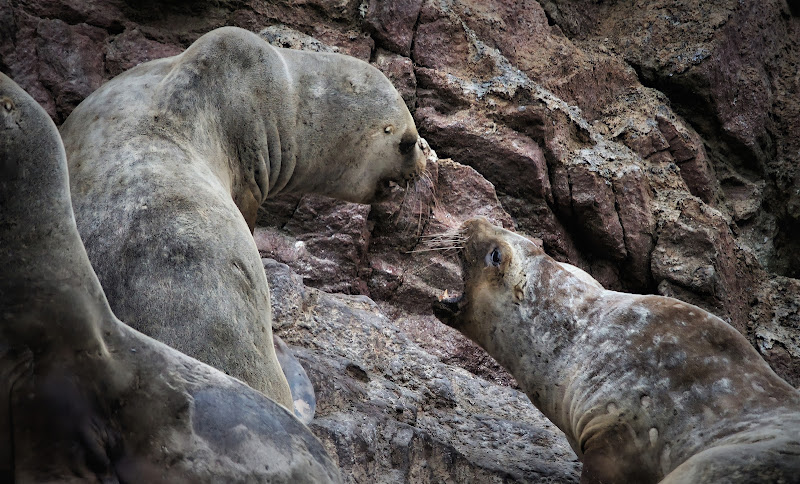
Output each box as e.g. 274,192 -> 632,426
434,218 -> 800,483
0,72 -> 341,483
60,26 -> 425,409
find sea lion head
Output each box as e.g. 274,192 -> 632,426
280,48 -> 426,203
433,218 -> 541,343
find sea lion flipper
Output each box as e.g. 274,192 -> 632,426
274,335 -> 317,424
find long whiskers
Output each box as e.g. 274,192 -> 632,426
390,167 -> 436,238
406,230 -> 466,254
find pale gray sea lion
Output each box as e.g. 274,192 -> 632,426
434,218 -> 800,484
0,71 -> 342,483
60,26 -> 426,412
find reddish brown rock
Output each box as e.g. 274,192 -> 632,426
105,28 -> 184,77
751,276 -> 800,388
613,166 -> 655,289
34,19 -> 106,122
540,0 -> 800,278
655,114 -> 719,204
415,107 -> 551,202
567,163 -> 627,262
373,50 -> 417,111
651,198 -> 757,336
5,3 -> 800,480
258,196 -> 372,295
413,5 -> 474,76
364,0 -> 422,56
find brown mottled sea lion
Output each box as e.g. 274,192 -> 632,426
60,26 -> 425,413
0,71 -> 342,483
434,218 -> 800,483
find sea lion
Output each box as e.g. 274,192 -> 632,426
433,218 -> 800,483
0,71 -> 342,483
59,26 -> 426,412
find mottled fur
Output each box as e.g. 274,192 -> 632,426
60,27 -> 425,409
434,218 -> 800,484
0,72 -> 340,483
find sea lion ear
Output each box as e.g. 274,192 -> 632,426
513,281 -> 525,302
384,125 -> 394,134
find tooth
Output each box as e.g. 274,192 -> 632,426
438,289 -> 449,301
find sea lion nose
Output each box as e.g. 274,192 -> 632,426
414,137 -> 429,172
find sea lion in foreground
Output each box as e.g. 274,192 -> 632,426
433,218 -> 800,483
0,72 -> 341,483
60,26 -> 426,412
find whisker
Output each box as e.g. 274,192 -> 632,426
392,180 -> 411,223
415,194 -> 424,237
403,258 -> 447,277
405,246 -> 464,254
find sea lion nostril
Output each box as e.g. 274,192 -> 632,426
399,137 -> 417,155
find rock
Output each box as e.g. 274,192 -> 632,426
751,276 -> 800,388
566,162 -> 627,262
415,107 -> 552,203
363,0 -> 422,56
265,259 -> 582,483
105,28 -> 184,77
258,195 -> 371,295
373,50 -> 417,111
34,19 -> 106,122
4,1 -> 800,481
540,0 -> 800,279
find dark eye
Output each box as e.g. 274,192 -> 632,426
486,247 -> 502,267
399,136 -> 417,155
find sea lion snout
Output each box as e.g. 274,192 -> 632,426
399,131 -> 426,182
432,218 -> 522,328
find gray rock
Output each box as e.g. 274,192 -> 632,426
265,259 -> 582,483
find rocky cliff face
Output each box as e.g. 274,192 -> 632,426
3,0 -> 799,481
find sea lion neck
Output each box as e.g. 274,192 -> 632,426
270,48 -> 362,196
0,73 -> 113,354
154,28 -> 301,206
479,254 -> 605,440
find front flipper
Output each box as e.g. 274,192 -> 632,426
274,335 -> 316,424
579,423 -> 659,484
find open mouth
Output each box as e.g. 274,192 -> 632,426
432,289 -> 466,327
373,179 -> 401,202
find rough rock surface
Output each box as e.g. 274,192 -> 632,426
267,259 -> 580,482
3,0 -> 800,481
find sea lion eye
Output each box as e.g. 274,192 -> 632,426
486,247 -> 502,267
